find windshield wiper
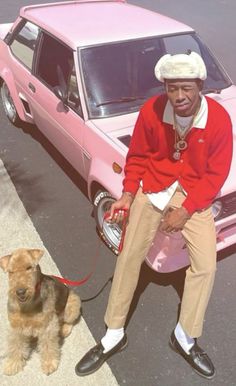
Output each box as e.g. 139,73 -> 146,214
96,96 -> 146,107
202,88 -> 222,95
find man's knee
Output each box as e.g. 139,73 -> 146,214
190,261 -> 217,277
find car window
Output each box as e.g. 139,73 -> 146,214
163,34 -> 200,54
80,38 -> 164,118
163,34 -> 229,90
9,21 -> 40,70
67,64 -> 83,116
80,33 -> 231,119
36,34 -> 82,117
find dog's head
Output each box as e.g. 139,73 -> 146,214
0,248 -> 44,304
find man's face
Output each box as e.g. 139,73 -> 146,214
165,79 -> 202,117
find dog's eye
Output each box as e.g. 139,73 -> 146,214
26,266 -> 32,271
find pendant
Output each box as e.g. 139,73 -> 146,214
176,140 -> 188,150
173,151 -> 181,160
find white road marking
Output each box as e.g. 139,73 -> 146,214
0,158 -> 119,385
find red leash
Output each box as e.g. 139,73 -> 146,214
52,271 -> 94,286
52,209 -> 128,286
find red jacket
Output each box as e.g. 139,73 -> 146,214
123,94 -> 233,215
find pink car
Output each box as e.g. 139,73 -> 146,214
0,0 -> 235,272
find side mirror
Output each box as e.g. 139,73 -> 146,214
53,85 -> 69,112
53,85 -> 67,103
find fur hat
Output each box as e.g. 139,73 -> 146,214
154,51 -> 207,82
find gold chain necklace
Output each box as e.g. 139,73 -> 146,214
172,112 -> 197,160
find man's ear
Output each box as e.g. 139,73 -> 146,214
197,79 -> 204,92
164,79 -> 168,92
0,254 -> 11,272
29,249 -> 44,264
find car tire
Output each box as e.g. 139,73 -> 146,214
93,190 -> 122,255
1,81 -> 21,126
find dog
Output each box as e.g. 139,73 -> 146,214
0,248 -> 81,375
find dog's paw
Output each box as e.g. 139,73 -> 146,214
61,323 -> 73,338
3,358 -> 25,375
41,359 -> 59,375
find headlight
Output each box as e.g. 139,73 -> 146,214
212,200 -> 223,219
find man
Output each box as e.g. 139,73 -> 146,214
75,52 -> 233,379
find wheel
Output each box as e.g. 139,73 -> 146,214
93,190 -> 122,255
1,81 -> 21,126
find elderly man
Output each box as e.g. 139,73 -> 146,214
75,52 -> 233,379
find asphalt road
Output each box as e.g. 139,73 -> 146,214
0,1 -> 236,386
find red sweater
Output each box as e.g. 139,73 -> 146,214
123,94 -> 233,215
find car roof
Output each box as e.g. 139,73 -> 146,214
20,0 -> 193,50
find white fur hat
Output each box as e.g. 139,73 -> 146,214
154,51 -> 207,82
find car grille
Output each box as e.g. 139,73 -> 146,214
216,191 -> 236,220
118,135 -> 131,147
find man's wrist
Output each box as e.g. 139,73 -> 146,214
123,191 -> 135,199
181,206 -> 190,218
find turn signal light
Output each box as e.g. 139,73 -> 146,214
112,162 -> 122,174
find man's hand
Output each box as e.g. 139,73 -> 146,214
105,192 -> 134,223
159,206 -> 190,233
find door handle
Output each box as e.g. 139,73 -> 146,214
28,82 -> 36,93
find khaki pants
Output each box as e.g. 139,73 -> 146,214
104,188 -> 216,338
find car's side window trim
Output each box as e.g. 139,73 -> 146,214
8,18 -> 41,71
4,17 -> 26,45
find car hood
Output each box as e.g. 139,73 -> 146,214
211,86 -> 236,196
213,85 -> 236,123
90,111 -> 138,152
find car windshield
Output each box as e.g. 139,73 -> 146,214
79,33 -> 231,119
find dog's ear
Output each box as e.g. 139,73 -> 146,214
0,254 -> 11,272
29,249 -> 44,264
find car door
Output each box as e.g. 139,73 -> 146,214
8,20 -> 87,180
32,31 -> 88,179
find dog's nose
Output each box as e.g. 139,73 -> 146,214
16,288 -> 26,297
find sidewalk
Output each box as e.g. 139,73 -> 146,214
0,158 -> 119,386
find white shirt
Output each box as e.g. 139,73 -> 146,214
146,96 -> 208,210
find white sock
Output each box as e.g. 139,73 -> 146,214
101,328 -> 124,353
174,322 -> 194,354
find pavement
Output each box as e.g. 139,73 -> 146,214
0,158 -> 119,386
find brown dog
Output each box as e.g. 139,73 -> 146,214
0,248 -> 81,375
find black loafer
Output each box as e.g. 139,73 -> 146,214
75,333 -> 128,376
169,331 -> 215,379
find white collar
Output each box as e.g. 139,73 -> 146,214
163,95 -> 208,129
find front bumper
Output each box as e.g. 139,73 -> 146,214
145,212 -> 236,273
